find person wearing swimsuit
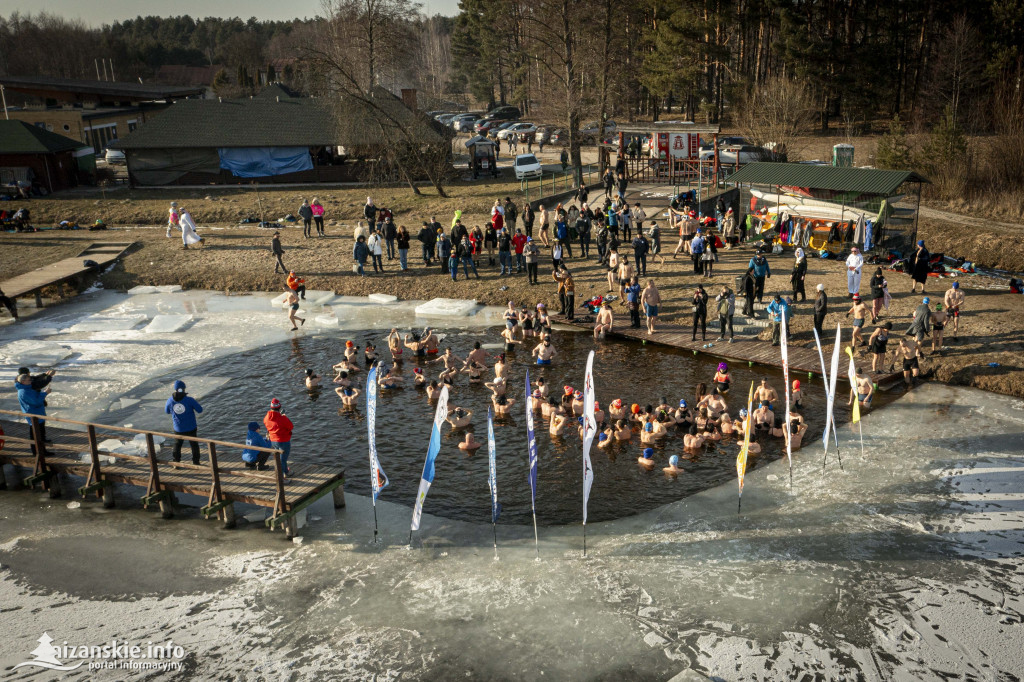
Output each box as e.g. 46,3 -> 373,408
713,362 -> 731,393
867,321 -> 892,373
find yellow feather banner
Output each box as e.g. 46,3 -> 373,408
736,381 -> 754,508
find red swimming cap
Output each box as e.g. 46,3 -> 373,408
792,380 -> 800,390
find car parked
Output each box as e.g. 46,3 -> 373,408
535,126 -> 553,145
497,122 -> 537,140
487,105 -> 521,120
104,148 -> 126,165
513,153 -> 542,180
698,144 -> 774,165
450,113 -> 478,131
698,135 -> 748,155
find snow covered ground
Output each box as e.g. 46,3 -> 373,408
0,292 -> 1022,680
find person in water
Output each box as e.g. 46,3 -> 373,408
608,398 -> 627,421
683,426 -> 705,449
637,447 -> 656,470
532,336 -> 557,364
713,362 -> 731,393
404,332 -> 428,358
549,409 -> 569,437
304,368 -> 320,389
387,329 -> 403,361
848,367 -> 874,410
790,380 -> 802,410
446,406 -> 473,429
426,380 -> 442,401
755,378 -> 778,408
458,430 -> 482,452
365,342 -> 378,366
663,454 -> 682,476
335,385 -> 361,407
492,392 -> 515,416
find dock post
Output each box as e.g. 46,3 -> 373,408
102,482 -> 115,508
0,463 -> 7,490
284,516 -> 298,540
159,495 -> 174,520
332,484 -> 346,509
222,502 -> 237,529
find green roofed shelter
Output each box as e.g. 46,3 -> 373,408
725,162 -> 928,196
0,120 -> 92,192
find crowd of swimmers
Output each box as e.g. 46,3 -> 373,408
303,313 -> 839,476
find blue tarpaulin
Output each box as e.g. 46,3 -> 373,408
217,147 -> 312,178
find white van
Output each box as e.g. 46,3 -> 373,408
513,153 -> 542,180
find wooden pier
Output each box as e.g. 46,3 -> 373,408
565,318 -> 904,388
0,241 -> 136,307
0,410 -> 345,538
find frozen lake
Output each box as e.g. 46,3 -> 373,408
0,291 -> 1022,679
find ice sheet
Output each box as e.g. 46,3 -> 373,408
137,376 -> 232,401
67,314 -> 148,333
127,286 -> 159,295
143,314 -> 193,333
415,298 -> 479,317
315,315 -> 340,327
0,340 -> 73,367
368,293 -> 399,304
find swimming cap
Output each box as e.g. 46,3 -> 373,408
816,283 -> 825,291
631,403 -> 640,414
612,399 -> 622,408
792,380 -> 800,390
564,385 -> 574,395
270,398 -> 281,409
923,297 -> 930,304
414,367 -> 423,374
247,421 -> 259,431
346,340 -> 354,347
642,448 -> 654,458
578,416 -> 584,424
917,240 -> 925,247
533,389 -> 543,398
644,423 -> 653,432
679,399 -> 687,408
669,455 -> 679,466
574,391 -> 582,400
594,401 -> 600,409
758,401 -> 766,408
952,282 -> 959,288
739,408 -> 748,417
718,362 -> 728,373
598,433 -> 608,442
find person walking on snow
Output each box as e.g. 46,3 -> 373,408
179,207 -> 203,250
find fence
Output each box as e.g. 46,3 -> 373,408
519,164 -> 599,204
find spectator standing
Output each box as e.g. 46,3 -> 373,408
522,204 -> 535,239
165,380 -> 203,465
396,225 -> 411,271
504,197 -> 518,233
766,294 -> 787,346
742,266 -> 757,318
690,230 -> 706,275
813,283 -> 828,337
311,198 -> 325,236
748,253 -> 771,303
363,197 -> 377,226
691,285 -> 709,342
418,222 -> 434,266
264,398 -> 294,477
368,229 -> 384,273
383,216 -> 398,260
716,286 -> 736,343
16,372 -> 48,453
632,231 -> 650,277
791,248 -> 807,301
512,227 -> 528,273
271,232 -> 286,274
626,276 -> 642,328
298,198 -> 313,238
352,235 -> 369,276
524,237 -> 541,284
497,228 -> 513,275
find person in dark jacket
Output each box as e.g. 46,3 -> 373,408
437,233 -> 452,274
909,240 -> 930,293
691,285 -> 709,342
791,248 -> 808,302
165,379 -> 203,465
632,232 -> 650,276
869,267 -> 887,318
18,367 -> 55,393
575,210 -> 591,258
497,228 -> 513,275
383,216 -> 398,260
271,231 -> 286,274
0,287 -> 18,321
749,253 -> 771,303
503,197 -> 518,232
417,222 -> 434,265
298,199 -> 314,238
603,168 -> 615,198
521,204 -> 535,238
363,197 -> 377,225
352,235 -> 369,276
742,266 -> 756,318
577,184 -> 589,206
813,283 -> 828,337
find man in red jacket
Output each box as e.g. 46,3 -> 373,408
263,398 -> 294,476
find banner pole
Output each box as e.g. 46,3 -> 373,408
373,504 -> 379,544
532,511 -> 539,558
859,421 -> 864,457
583,522 -> 587,558
492,521 -> 498,559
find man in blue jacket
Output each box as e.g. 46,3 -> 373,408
16,373 -> 48,452
165,380 -> 203,465
242,421 -> 272,470
749,253 -> 771,304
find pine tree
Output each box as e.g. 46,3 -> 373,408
875,115 -> 913,170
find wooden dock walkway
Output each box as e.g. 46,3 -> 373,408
0,241 -> 136,307
565,318 -> 904,388
0,410 -> 345,538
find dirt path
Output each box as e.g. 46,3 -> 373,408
918,205 -> 1023,234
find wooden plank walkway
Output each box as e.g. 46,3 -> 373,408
0,241 -> 135,305
564,318 -> 904,387
0,416 -> 345,537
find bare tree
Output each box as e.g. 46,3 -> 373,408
735,74 -> 814,160
309,0 -> 454,197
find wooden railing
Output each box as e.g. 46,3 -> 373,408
0,408 -> 289,528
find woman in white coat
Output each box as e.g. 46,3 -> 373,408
367,228 -> 384,273
179,208 -> 203,250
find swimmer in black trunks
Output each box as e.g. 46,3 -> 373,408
404,332 -> 428,358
